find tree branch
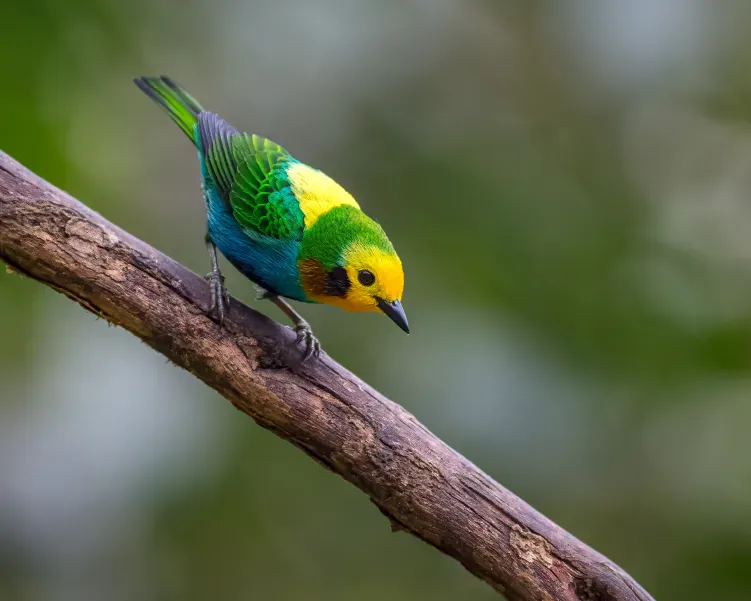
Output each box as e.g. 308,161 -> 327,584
0,151 -> 654,601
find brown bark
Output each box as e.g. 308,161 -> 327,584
0,151 -> 654,601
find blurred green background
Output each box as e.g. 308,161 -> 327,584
3,1 -> 751,599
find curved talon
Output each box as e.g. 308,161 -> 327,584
204,271 -> 228,324
222,279 -> 231,307
295,324 -> 321,361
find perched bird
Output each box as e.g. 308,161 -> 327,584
134,76 -> 408,359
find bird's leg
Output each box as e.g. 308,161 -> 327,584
270,295 -> 321,361
254,285 -> 272,301
203,234 -> 230,324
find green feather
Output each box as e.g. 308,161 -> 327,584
196,119 -> 302,239
234,133 -> 287,160
207,142 -> 235,193
299,204 -> 394,269
134,76 -> 202,141
228,147 -> 304,240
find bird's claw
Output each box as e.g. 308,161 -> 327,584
294,323 -> 321,361
204,270 -> 230,324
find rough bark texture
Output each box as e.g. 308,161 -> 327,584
0,151 -> 654,601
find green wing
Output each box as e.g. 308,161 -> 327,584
230,140 -> 305,240
198,113 -> 304,240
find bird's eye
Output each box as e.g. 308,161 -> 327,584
358,269 -> 375,286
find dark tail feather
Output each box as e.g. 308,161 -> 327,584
134,75 -> 204,143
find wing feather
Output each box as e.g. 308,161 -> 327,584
230,149 -> 304,240
196,114 -> 304,241
198,113 -> 238,194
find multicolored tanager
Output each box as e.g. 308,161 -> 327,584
134,76 -> 408,359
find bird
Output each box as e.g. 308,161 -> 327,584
134,75 -> 408,360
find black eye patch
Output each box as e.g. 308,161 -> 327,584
325,266 -> 351,297
358,269 -> 375,286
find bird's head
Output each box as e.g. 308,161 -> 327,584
298,207 -> 408,333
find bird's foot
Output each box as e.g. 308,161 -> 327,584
294,322 -> 321,362
268,295 -> 321,362
204,270 -> 230,324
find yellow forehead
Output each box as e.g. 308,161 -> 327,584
343,244 -> 404,303
287,163 -> 360,228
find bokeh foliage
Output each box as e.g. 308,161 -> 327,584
3,1 -> 751,600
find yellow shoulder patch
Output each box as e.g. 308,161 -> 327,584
287,162 -> 360,229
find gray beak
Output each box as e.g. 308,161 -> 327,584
376,298 -> 410,334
